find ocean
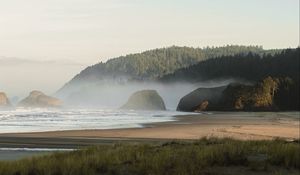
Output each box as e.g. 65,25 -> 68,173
0,108 -> 192,133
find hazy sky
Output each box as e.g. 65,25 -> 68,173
0,0 -> 299,97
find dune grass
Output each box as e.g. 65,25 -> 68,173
0,138 -> 299,175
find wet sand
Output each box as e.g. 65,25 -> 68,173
0,112 -> 299,149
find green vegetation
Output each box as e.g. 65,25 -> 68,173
0,138 -> 299,175
221,77 -> 300,111
274,77 -> 300,110
76,45 -> 272,80
176,76 -> 300,112
59,45 -> 277,91
161,48 -> 299,82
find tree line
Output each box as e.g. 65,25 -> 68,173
160,48 -> 299,83
69,45 -> 278,83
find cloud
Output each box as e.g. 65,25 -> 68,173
0,56 -> 84,66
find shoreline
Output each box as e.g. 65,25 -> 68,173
0,112 -> 299,148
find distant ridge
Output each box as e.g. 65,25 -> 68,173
58,45 -> 278,95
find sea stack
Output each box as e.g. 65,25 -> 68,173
0,92 -> 11,108
18,90 -> 63,108
121,90 -> 166,110
177,86 -> 226,112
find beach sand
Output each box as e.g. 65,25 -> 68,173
0,112 -> 299,148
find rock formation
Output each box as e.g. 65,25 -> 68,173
193,100 -> 210,112
177,86 -> 226,112
121,90 -> 166,110
18,90 -> 63,108
220,77 -> 281,111
0,92 -> 11,108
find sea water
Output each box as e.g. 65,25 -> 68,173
0,148 -> 75,161
0,108 -> 192,133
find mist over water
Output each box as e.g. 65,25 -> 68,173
57,79 -> 239,110
0,79 -> 241,133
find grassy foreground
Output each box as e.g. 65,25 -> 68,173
0,138 -> 299,175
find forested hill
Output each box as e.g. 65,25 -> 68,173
59,45 -> 278,91
160,48 -> 300,83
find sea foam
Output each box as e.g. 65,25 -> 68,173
0,108 -> 193,133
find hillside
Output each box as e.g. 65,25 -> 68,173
58,45 -> 276,94
160,48 -> 299,83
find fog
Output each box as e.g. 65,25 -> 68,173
0,56 -> 247,108
57,79 -> 239,110
0,57 -> 86,99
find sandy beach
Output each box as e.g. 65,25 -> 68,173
0,112 -> 299,149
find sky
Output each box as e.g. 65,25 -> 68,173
0,0 -> 299,97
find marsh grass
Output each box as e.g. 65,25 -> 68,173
0,138 -> 299,175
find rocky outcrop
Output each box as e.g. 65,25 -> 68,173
220,77 -> 280,111
18,90 -> 63,108
177,86 -> 226,112
0,92 -> 11,108
121,90 -> 166,110
193,100 -> 209,112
